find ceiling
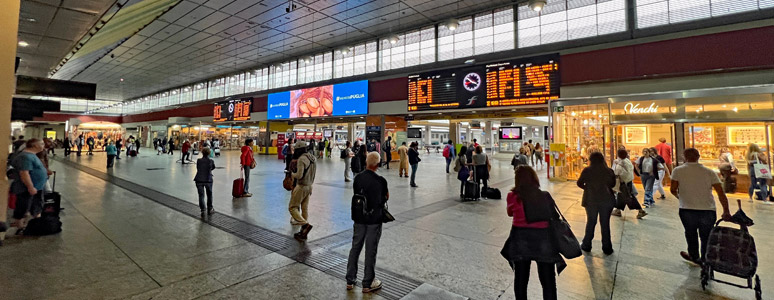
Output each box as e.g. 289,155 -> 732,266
42,0 -> 516,101
16,0 -> 120,77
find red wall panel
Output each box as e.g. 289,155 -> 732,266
122,103 -> 213,123
369,77 -> 408,103
252,95 -> 267,112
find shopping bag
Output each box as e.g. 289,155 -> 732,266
753,157 -> 772,179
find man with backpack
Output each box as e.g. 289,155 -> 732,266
290,141 -> 317,240
346,152 -> 388,293
86,136 -> 95,155
511,147 -> 528,173
443,139 -> 456,173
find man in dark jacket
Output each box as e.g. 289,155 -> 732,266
346,152 -> 388,293
408,142 -> 421,187
194,148 -> 216,217
86,136 -> 95,155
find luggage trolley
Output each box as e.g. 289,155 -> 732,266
701,200 -> 762,300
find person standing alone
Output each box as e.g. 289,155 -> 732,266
408,142 -> 421,187
382,136 -> 392,169
10,139 -> 49,233
397,142 -> 409,177
115,137 -> 123,159
76,134 -> 84,156
194,148 -> 216,217
105,141 -> 117,168
240,139 -> 256,197
346,152 -> 388,293
343,141 -> 354,182
577,152 -> 616,255
671,148 -> 731,265
86,135 -> 95,155
290,141 -> 317,240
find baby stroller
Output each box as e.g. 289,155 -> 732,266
701,200 -> 762,299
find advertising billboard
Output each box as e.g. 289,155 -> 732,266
214,97 -> 252,122
499,127 -> 522,140
268,80 -> 368,120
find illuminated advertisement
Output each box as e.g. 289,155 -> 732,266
499,127 -> 522,140
214,97 -> 252,122
408,54 -> 559,111
268,80 -> 368,120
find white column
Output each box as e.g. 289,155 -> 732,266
0,0 -> 20,243
347,123 -> 354,143
424,125 -> 432,146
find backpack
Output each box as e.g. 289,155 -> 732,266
24,215 -> 62,236
443,145 -> 450,158
282,144 -> 289,156
340,149 -> 348,159
351,188 -> 373,223
453,155 -> 464,172
511,154 -> 524,168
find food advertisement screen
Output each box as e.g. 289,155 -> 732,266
407,54 -> 559,111
499,127 -> 522,140
267,80 -> 368,120
213,97 -> 252,122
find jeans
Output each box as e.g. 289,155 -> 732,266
344,158 -> 352,181
623,181 -> 643,211
346,223 -> 383,287
581,202 -> 614,252
13,191 -> 44,220
243,167 -> 250,194
679,209 -> 716,261
640,173 -> 656,205
107,155 -> 115,168
511,260 -> 556,300
196,182 -> 213,211
385,151 -> 391,169
116,147 -> 121,158
748,166 -> 769,200
410,164 -> 418,186
446,157 -> 452,173
182,152 -> 190,162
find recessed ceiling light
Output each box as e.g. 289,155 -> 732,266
120,78 -> 124,82
18,41 -> 29,47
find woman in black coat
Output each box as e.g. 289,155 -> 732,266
350,142 -> 362,174
576,151 -> 616,255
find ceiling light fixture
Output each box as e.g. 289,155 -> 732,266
18,41 -> 29,47
386,34 -> 399,44
445,18 -> 459,31
529,0 -> 547,12
303,56 -> 313,63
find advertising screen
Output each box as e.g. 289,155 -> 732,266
407,54 -> 560,111
499,127 -> 522,140
267,80 -> 368,120
407,128 -> 422,138
214,97 -> 252,122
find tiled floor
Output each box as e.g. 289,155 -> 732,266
1,148 -> 771,300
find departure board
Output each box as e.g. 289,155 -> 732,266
214,97 -> 252,122
406,54 -> 559,111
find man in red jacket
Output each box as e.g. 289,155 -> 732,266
182,140 -> 192,162
240,139 -> 256,197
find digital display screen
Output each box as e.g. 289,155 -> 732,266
499,127 -> 522,140
214,97 -> 252,122
407,128 -> 422,138
407,54 -> 559,111
268,80 -> 368,120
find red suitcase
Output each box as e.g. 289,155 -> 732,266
232,178 -> 244,198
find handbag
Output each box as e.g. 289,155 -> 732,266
457,166 -> 470,181
615,179 -> 631,210
486,156 -> 491,172
382,203 -> 395,223
551,201 -> 582,259
753,156 -> 771,179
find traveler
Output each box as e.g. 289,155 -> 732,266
76,134 -> 84,156
670,148 -> 732,265
511,147 -> 528,173
501,166 -> 564,300
443,139 -> 455,174
308,139 -> 317,157
577,152 -> 616,255
317,138 -> 325,158
534,143 -> 544,168
105,141 -> 117,168
746,143 -> 770,202
654,137 -> 673,173
522,142 -> 532,165
12,135 -> 26,153
527,140 -> 536,165
466,142 -> 474,165
343,141 -> 354,182
472,139 -> 479,148
162,137 -> 168,152
357,143 -> 367,174
10,139 -> 49,233
634,148 -> 658,208
346,152 -> 388,293
350,141 -> 362,175
134,137 -> 141,154
611,149 -> 647,219
325,137 -> 332,158
456,145 -> 469,197
284,138 -> 295,172
63,136 -> 72,155
717,147 -> 737,193
168,138 -> 175,156
194,147 -> 216,217
86,135 -> 95,155
157,139 -> 163,155
44,138 -> 55,156
182,140 -> 192,162
472,145 -> 490,193
290,141 -> 317,240
397,142 -> 409,177
649,147 -> 667,200
383,136 -> 392,169
115,137 -> 123,159
240,139 -> 256,197
408,141 -> 421,187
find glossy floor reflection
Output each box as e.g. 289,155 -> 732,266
1,148 -> 771,299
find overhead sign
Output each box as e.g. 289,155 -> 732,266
408,54 -> 560,111
214,97 -> 252,122
267,80 -> 368,120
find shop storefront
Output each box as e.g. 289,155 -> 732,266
70,122 -> 125,150
550,85 -> 774,194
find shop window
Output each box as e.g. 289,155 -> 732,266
636,0 -> 774,28
553,104 -> 611,179
518,0 -> 626,48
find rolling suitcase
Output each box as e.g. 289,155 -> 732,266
43,171 -> 61,215
232,168 -> 245,197
464,181 -> 480,201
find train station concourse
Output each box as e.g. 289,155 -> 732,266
2,0 -> 774,299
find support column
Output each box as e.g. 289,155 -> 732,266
264,121 -> 272,154
347,123 -> 354,144
449,121 -> 459,145
484,121 -> 492,151
0,0 -> 20,243
424,125 -> 432,147
465,125 -> 471,144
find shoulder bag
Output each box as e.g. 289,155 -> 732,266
382,203 -> 395,223
551,201 -> 582,259
753,155 -> 772,179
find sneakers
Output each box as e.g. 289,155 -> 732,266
242,193 -> 253,197
208,208 -> 215,215
345,179 -> 351,182
680,251 -> 702,266
643,203 -> 651,208
637,210 -> 648,219
658,195 -> 666,199
362,279 -> 382,293
611,209 -> 622,217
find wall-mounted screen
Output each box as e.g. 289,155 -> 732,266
408,54 -> 559,111
268,80 -> 368,120
214,97 -> 252,122
499,127 -> 522,140
407,128 -> 422,138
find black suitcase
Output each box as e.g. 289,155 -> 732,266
464,181 -> 480,201
43,171 -> 61,215
484,187 -> 501,199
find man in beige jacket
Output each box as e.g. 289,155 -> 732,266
290,141 -> 317,240
397,142 -> 409,177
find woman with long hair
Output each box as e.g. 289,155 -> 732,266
577,152 -> 616,255
501,166 -> 564,300
456,145 -> 469,198
746,143 -> 770,202
634,148 -> 658,208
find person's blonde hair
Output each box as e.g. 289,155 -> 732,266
366,152 -> 381,167
747,143 -> 761,161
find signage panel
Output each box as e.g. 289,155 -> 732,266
214,97 -> 252,122
499,127 -> 522,140
267,80 -> 369,120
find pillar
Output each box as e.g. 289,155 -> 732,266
347,123 -> 354,143
0,0 -> 20,243
449,121 -> 459,145
465,125 -> 471,144
484,121 -> 492,150
424,125 -> 432,146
